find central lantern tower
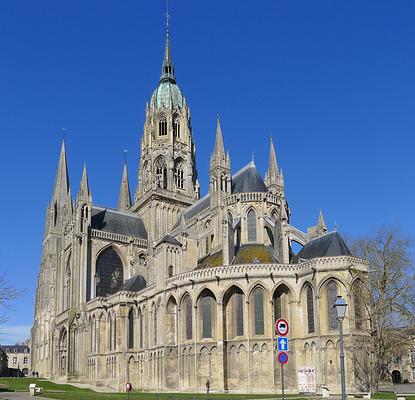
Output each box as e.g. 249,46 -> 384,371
131,23 -> 199,242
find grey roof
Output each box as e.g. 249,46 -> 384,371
0,345 -> 30,353
292,231 -> 351,263
231,161 -> 268,194
183,194 -> 211,221
91,207 -> 147,239
121,274 -> 147,292
158,234 -> 181,246
181,162 -> 267,223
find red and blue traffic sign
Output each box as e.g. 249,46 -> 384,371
275,318 -> 289,336
278,351 -> 289,365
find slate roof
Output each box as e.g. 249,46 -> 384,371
182,162 -> 267,223
0,345 -> 30,353
121,274 -> 147,292
158,234 -> 181,246
91,207 -> 147,239
292,231 -> 351,263
231,161 -> 268,194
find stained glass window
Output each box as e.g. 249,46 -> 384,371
184,296 -> 193,340
254,288 -> 265,335
235,292 -> 244,336
201,296 -> 213,338
306,286 -> 315,333
327,281 -> 338,331
96,248 -> 123,297
247,209 -> 257,241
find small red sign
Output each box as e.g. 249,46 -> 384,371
126,382 -> 132,392
275,318 -> 289,336
278,351 -> 289,365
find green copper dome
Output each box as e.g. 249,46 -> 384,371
151,81 -> 183,109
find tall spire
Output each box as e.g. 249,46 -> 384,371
118,161 -> 131,211
317,210 -> 327,231
52,140 -> 71,205
160,1 -> 175,83
213,116 -> 225,157
265,137 -> 280,192
78,163 -> 90,201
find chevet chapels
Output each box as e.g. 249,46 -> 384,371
32,19 -> 369,394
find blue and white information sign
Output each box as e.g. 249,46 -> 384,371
277,336 -> 289,352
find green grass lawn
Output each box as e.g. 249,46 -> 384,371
2,378 -> 414,400
0,378 -> 307,400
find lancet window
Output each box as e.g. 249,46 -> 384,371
247,209 -> 257,241
159,115 -> 167,136
173,115 -> 180,138
155,157 -> 167,189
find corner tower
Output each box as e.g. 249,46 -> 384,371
131,18 -> 198,241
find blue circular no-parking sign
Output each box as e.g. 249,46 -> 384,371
278,351 -> 289,365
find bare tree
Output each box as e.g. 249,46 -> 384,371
0,274 -> 22,328
350,226 -> 415,392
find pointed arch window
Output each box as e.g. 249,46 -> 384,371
159,115 -> 167,136
95,247 -> 124,297
183,295 -> 193,340
327,281 -> 338,331
174,159 -> 185,189
173,115 -> 180,138
306,286 -> 315,333
128,309 -> 134,349
138,309 -> 143,348
152,303 -> 158,345
253,287 -> 265,335
155,157 -> 167,189
201,295 -> 214,339
247,209 -> 257,241
168,265 -> 174,277
353,280 -> 363,330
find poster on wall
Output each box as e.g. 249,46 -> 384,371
298,366 -> 317,393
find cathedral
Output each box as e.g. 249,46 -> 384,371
31,18 -> 369,394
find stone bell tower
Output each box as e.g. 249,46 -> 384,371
131,18 -> 199,242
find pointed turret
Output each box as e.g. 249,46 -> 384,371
212,117 -> 225,158
118,161 -> 131,211
77,163 -> 91,202
210,117 -> 231,208
52,140 -> 71,206
265,137 -> 281,195
307,210 -> 328,240
317,210 -> 327,231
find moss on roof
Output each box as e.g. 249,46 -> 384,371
196,250 -> 223,269
233,244 -> 275,264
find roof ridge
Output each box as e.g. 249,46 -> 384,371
92,205 -> 142,219
232,161 -> 257,180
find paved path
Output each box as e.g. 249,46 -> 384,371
0,393 -> 49,400
379,383 -> 415,394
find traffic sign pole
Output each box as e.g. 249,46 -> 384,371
281,363 -> 285,400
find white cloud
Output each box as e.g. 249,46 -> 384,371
0,325 -> 32,345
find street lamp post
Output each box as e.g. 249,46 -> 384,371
334,295 -> 348,400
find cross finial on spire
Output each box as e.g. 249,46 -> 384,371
123,149 -> 128,163
165,0 -> 170,35
252,150 -> 255,163
61,128 -> 67,142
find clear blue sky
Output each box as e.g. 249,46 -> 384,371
0,0 -> 414,344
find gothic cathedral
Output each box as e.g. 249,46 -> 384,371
32,19 -> 369,394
